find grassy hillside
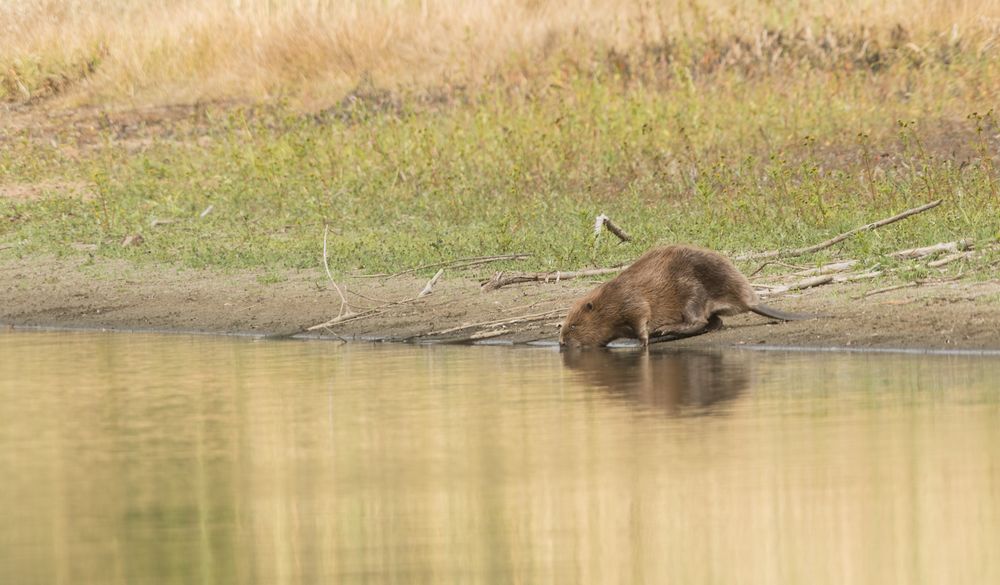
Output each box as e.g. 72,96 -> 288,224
1,1 -> 999,277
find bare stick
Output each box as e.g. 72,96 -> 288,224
735,199 -> 943,261
793,260 -> 858,276
760,275 -> 835,295
890,239 -> 973,260
927,251 -> 975,268
323,225 -> 352,319
481,266 -> 628,292
594,214 -> 633,242
409,308 -> 568,339
862,282 -> 919,297
419,269 -> 444,297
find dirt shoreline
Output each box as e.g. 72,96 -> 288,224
3,254 -> 1000,351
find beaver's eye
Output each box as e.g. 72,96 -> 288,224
570,325 -> 577,330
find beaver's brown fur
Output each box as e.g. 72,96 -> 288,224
559,244 -> 814,348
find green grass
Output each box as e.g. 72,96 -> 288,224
2,65 -> 999,279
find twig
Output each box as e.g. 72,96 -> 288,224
356,253 -> 532,278
760,275 -> 835,294
408,308 -> 568,339
419,269 -> 444,297
757,270 -> 882,296
735,199 -> 943,261
861,282 -> 919,297
890,239 -> 973,260
306,295 -> 429,332
323,225 -> 352,319
927,250 -> 975,268
594,214 -> 633,242
481,266 -> 628,291
792,260 -> 858,276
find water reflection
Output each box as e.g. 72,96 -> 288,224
1,331 -> 1000,584
562,349 -> 749,415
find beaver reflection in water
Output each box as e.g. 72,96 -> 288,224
560,245 -> 815,348
562,350 -> 749,416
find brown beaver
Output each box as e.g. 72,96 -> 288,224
559,244 -> 816,348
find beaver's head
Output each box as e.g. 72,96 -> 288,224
559,288 -> 623,348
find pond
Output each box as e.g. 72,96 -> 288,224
1,330 -> 999,584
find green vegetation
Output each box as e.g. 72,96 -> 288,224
2,2 -> 999,279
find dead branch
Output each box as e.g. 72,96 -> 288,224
890,239 -> 973,260
793,260 -> 858,276
861,282 -> 919,297
759,275 -> 834,295
323,225 -> 352,319
735,199 -> 942,261
927,250 -> 975,268
409,308 -> 568,339
757,270 -> 882,296
419,268 -> 444,297
594,214 -> 633,242
481,266 -> 628,292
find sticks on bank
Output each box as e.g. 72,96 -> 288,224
419,268 -> 444,297
323,225 -> 352,320
408,308 -> 568,339
594,214 -> 633,242
734,199 -> 942,261
481,266 -> 628,291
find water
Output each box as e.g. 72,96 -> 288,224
1,330 -> 999,584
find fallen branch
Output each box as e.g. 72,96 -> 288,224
408,308 -> 568,339
735,199 -> 942,261
927,250 -> 975,268
758,270 -> 882,296
861,282 -> 919,298
793,260 -> 858,276
481,266 -> 627,292
890,239 -> 973,260
418,269 -> 444,297
323,225 -> 352,320
759,275 -> 834,295
594,214 -> 633,242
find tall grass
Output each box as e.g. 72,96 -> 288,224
3,0 -> 1000,105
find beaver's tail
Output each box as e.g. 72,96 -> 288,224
750,304 -> 824,321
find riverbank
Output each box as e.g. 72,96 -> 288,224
4,254 -> 999,350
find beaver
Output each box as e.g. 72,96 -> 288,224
559,244 -> 816,348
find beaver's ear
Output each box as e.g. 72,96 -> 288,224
585,302 -> 594,311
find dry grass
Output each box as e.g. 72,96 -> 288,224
3,0 -> 1000,106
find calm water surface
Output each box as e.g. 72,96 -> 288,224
1,330 -> 999,584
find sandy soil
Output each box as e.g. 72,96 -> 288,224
3,253 -> 1000,351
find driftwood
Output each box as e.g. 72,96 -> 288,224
481,266 -> 627,291
418,269 -> 444,297
889,239 -> 973,260
735,199 -> 942,261
594,214 -> 633,242
408,308 -> 568,339
322,225 -> 352,320
758,270 -> 882,296
793,260 -> 858,276
927,251 -> 975,268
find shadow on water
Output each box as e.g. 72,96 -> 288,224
561,348 -> 750,416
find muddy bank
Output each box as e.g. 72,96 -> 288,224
2,254 -> 1000,351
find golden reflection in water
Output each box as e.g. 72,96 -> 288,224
1,331 -> 999,584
